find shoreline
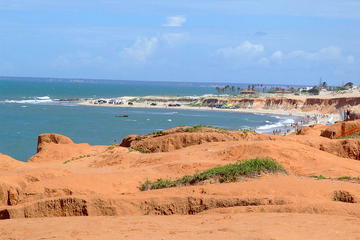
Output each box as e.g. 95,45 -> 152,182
78,100 -> 341,135
78,101 -> 327,117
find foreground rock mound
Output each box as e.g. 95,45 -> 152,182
28,133 -> 107,162
120,126 -> 270,153
0,153 -> 24,170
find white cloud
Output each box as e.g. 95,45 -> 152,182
258,57 -> 270,65
162,33 -> 188,46
217,41 -> 264,57
286,46 -> 354,64
120,37 -> 158,63
271,51 -> 284,61
163,16 -> 187,27
347,55 -> 355,64
269,46 -> 355,65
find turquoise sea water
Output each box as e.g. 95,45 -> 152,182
0,77 -> 291,161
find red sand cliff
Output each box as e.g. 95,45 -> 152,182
1,121 -> 360,239
202,96 -> 360,114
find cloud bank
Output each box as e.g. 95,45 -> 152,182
163,16 -> 186,27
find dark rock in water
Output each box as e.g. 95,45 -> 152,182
115,115 -> 129,118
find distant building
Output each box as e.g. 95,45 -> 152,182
273,90 -> 292,94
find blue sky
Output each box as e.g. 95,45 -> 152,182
0,0 -> 360,85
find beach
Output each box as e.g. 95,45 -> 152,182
78,95 -> 344,134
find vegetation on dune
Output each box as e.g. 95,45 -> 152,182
337,132 -> 360,139
140,158 -> 286,191
183,125 -> 254,134
310,175 -> 327,180
309,175 -> 360,183
146,130 -> 165,136
129,148 -> 151,154
337,176 -> 360,182
106,144 -> 118,150
63,154 -> 93,164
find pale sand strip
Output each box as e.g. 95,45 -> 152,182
78,99 -> 342,125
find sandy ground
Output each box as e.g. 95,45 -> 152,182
79,100 -> 312,117
1,213 -> 360,240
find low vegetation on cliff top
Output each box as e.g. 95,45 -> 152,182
183,125 -> 254,134
140,158 -> 286,191
146,125 -> 254,136
338,132 -> 360,139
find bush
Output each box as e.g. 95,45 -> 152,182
140,158 -> 286,191
308,87 -> 320,95
337,132 -> 360,139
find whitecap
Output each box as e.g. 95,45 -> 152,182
3,96 -> 54,104
36,96 -> 51,100
257,122 -> 283,130
257,118 -> 296,132
282,118 -> 295,124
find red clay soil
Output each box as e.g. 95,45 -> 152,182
321,119 -> 360,139
1,123 -> 360,239
28,133 -> 107,163
202,96 -> 360,114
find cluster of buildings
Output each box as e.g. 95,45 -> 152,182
92,99 -> 128,105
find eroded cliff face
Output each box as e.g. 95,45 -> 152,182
202,97 -> 360,114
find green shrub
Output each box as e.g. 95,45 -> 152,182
337,176 -> 360,181
310,175 -> 327,180
140,158 -> 286,191
107,144 -> 118,150
130,148 -> 151,154
337,132 -> 360,139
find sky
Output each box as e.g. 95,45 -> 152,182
0,0 -> 360,85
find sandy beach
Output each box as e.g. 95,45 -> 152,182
78,95 -> 344,133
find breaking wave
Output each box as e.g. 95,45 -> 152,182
257,118 -> 295,131
2,96 -> 55,104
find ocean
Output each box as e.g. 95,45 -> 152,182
0,77 -> 293,161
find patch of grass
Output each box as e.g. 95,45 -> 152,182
308,175 -> 360,184
337,176 -> 360,181
183,125 -> 207,133
63,154 -> 93,164
337,132 -> 360,139
107,144 -> 118,150
310,175 -> 328,180
183,125 -> 254,134
147,130 -> 165,136
129,148 -> 151,154
140,158 -> 286,191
